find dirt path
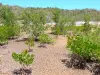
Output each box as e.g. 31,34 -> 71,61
0,36 -> 92,75
32,36 -> 92,75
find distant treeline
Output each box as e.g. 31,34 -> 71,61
0,4 -> 100,22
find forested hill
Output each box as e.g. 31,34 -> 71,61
1,4 -> 100,22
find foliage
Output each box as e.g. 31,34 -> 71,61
25,37 -> 35,50
52,8 -> 67,35
83,14 -> 91,33
0,26 -> 8,45
0,6 -> 16,25
67,30 -> 100,61
6,25 -> 20,39
38,34 -> 54,44
52,9 -> 76,35
12,50 -> 34,66
0,6 -> 20,45
52,8 -> 61,23
66,26 -> 84,34
52,16 -> 68,35
1,5 -> 100,21
0,25 -> 20,39
22,10 -> 46,38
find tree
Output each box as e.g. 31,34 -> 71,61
95,16 -> 100,27
22,10 -> 46,39
52,8 -> 61,23
25,37 -> 34,51
0,6 -> 16,25
0,6 -> 20,39
83,14 -> 91,33
52,15 -> 67,35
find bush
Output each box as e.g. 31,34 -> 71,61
52,25 -> 67,35
0,25 -> 20,45
0,26 -> 8,45
67,31 -> 100,62
6,26 -> 16,38
12,50 -> 34,74
25,37 -> 34,51
6,25 -> 20,39
38,34 -> 54,44
52,15 -> 67,35
52,25 -> 61,35
0,6 -> 16,26
22,10 -> 46,39
12,50 -> 34,66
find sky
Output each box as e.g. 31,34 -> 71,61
0,0 -> 100,10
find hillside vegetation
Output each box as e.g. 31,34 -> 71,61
0,4 -> 100,22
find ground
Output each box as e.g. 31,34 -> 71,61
0,35 -> 92,75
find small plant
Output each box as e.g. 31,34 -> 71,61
25,37 -> 34,51
38,34 -> 54,44
12,50 -> 34,74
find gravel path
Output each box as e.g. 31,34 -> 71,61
0,36 -> 92,75
32,36 -> 92,75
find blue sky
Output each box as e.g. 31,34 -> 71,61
0,0 -> 100,10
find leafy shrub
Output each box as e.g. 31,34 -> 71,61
0,26 -> 8,45
67,31 -> 100,61
52,25 -> 68,35
12,50 -> 34,66
38,34 -> 54,44
0,6 -> 20,40
6,25 -> 20,39
12,50 -> 34,74
52,16 -> 67,35
68,26 -> 83,33
22,10 -> 46,39
6,26 -> 16,38
0,39 -> 8,46
0,6 -> 16,26
83,14 -> 91,33
0,25 -> 20,45
52,25 -> 61,35
52,25 -> 84,35
25,37 -> 34,51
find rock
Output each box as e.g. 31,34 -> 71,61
38,44 -> 47,48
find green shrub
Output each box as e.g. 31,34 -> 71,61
52,25 -> 61,35
0,6 -> 16,26
67,31 -> 100,61
12,50 -> 34,66
22,10 -> 46,39
6,26 -> 15,38
12,50 -> 34,74
0,25 -> 20,45
66,26 -> 84,34
25,37 -> 34,50
0,26 -> 8,45
6,25 -> 20,39
38,34 -> 54,44
52,16 -> 67,35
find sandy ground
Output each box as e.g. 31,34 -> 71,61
0,35 -> 92,75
